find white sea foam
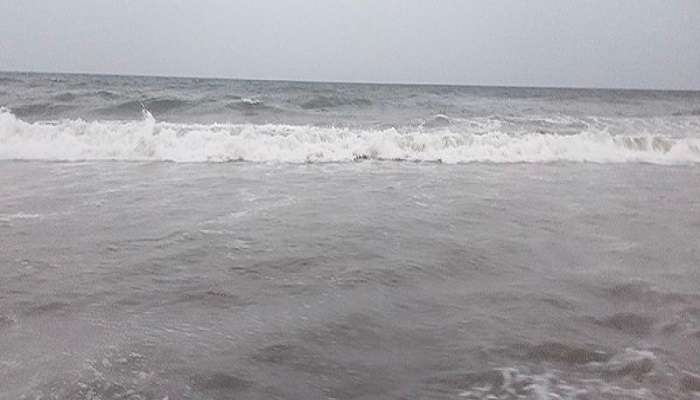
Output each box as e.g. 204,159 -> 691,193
1,109 -> 699,164
239,98 -> 263,105
0,212 -> 42,222
455,365 -> 658,400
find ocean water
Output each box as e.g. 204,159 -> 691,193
1,72 -> 700,399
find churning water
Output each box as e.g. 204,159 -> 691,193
1,72 -> 700,399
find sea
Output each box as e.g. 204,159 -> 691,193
1,71 -> 700,399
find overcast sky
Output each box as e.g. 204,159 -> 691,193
1,0 -> 698,90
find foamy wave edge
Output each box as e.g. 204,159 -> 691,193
1,109 -> 699,164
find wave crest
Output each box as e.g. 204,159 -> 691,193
0,109 -> 698,164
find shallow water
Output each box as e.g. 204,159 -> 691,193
1,73 -> 700,399
1,161 -> 699,399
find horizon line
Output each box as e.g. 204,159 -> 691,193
2,68 -> 699,93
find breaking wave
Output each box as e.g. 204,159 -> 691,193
1,109 -> 699,164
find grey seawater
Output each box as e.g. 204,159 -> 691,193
2,161 -> 700,399
1,72 -> 700,399
2,71 -> 700,127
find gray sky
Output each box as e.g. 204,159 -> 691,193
1,0 -> 699,90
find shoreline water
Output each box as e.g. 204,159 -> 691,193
1,72 -> 699,399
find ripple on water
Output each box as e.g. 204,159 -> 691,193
521,341 -> 611,365
189,373 -> 252,395
603,281 -> 697,306
681,371 -> 700,393
251,343 -> 335,374
22,301 -> 72,317
425,347 -> 674,399
594,312 -> 655,336
0,315 -> 14,329
164,288 -> 251,309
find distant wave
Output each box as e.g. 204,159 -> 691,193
9,103 -> 76,118
96,98 -> 193,116
672,108 -> 700,116
96,90 -> 120,100
420,114 -> 453,129
226,98 -> 275,110
52,92 -> 79,102
1,109 -> 698,164
49,90 -> 121,102
300,95 -> 372,110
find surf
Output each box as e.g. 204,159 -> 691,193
1,108 -> 698,164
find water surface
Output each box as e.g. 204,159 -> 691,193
1,72 -> 700,399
